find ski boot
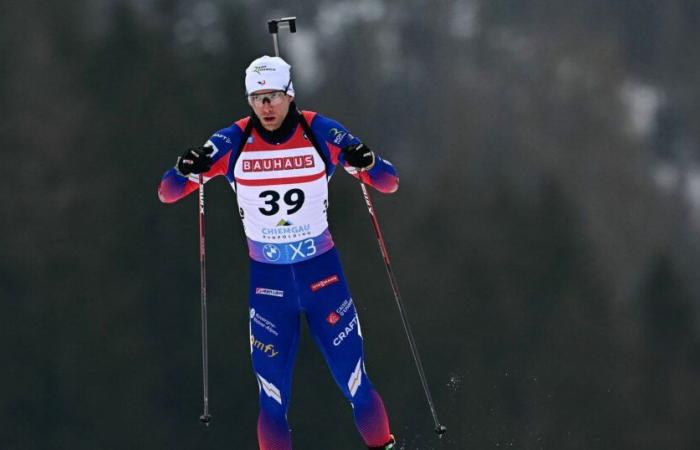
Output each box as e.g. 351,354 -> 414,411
368,434 -> 396,449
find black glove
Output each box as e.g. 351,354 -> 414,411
176,146 -> 214,176
341,143 -> 375,169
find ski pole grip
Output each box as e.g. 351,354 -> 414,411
267,17 -> 297,34
267,19 -> 278,34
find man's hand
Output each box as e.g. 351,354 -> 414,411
176,146 -> 214,176
341,143 -> 375,170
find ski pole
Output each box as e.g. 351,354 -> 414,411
359,183 -> 447,437
198,174 -> 212,426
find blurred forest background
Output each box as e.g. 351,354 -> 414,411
3,0 -> 700,449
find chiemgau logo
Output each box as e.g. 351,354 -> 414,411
263,244 -> 281,262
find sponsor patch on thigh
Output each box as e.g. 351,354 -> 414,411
255,287 -> 284,297
310,274 -> 339,292
250,308 -> 279,336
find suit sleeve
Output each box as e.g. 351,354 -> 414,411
310,114 -> 399,194
158,124 -> 244,203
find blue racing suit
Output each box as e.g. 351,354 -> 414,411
159,108 -> 399,449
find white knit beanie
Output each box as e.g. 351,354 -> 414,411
244,55 -> 295,96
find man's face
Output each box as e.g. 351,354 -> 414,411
248,90 -> 293,131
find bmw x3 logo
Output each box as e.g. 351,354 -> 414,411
262,244 -> 281,262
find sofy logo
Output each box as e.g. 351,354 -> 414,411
250,334 -> 279,357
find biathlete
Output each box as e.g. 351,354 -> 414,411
159,55 -> 399,450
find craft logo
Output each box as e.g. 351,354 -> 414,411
242,155 -> 314,172
250,334 -> 279,357
310,274 -> 340,292
326,312 -> 341,325
257,80 -> 266,86
333,316 -> 359,346
212,133 -> 232,144
255,287 -> 284,298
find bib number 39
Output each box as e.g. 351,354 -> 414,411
259,189 -> 305,216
